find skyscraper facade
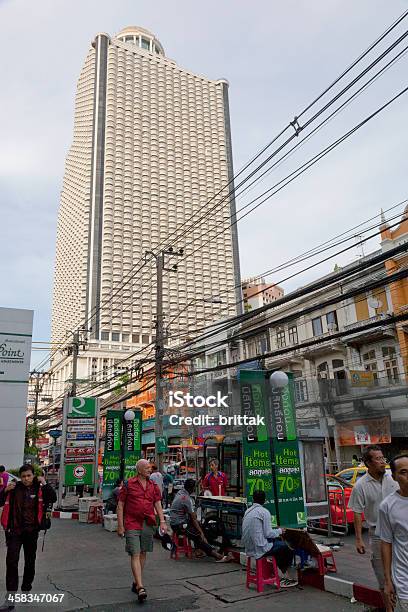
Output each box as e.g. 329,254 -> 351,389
52,26 -> 241,356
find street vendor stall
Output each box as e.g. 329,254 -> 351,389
197,495 -> 247,539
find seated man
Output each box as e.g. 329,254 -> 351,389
242,490 -> 298,588
169,479 -> 232,562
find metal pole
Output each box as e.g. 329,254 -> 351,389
52,438 -> 56,473
33,373 -> 40,447
71,331 -> 79,397
155,253 -> 164,471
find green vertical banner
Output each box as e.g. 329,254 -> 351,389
123,410 -> 142,480
240,370 -> 278,526
270,373 -> 306,528
102,410 -> 122,500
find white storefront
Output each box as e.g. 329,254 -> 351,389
0,307 -> 33,469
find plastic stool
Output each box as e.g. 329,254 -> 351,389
171,532 -> 192,560
246,556 -> 281,592
316,545 -> 337,575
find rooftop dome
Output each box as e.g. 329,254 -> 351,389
115,26 -> 165,56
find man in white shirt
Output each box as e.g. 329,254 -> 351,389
242,490 -> 297,588
348,445 -> 398,594
377,454 -> 408,612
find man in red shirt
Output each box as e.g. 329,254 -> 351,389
202,460 -> 228,496
117,459 -> 167,603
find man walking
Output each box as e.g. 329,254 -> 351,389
170,479 -> 232,562
242,490 -> 298,587
377,454 -> 408,612
0,464 -> 56,611
348,445 -> 398,596
117,459 -> 167,603
202,459 -> 228,496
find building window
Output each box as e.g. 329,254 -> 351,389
288,326 -> 298,344
294,379 -> 308,403
100,331 -> 109,341
276,329 -> 286,348
326,311 -> 338,330
141,37 -> 150,49
102,358 -> 109,381
312,317 -> 323,336
293,371 -> 308,403
91,358 -> 98,382
132,334 -> 140,344
142,334 -> 150,344
363,349 -> 378,381
112,332 -> 120,342
382,346 -> 399,383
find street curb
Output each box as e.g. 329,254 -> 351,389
52,511 -> 79,519
233,549 -> 384,607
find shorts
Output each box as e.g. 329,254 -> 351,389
396,598 -> 408,612
125,523 -> 155,555
369,532 -> 384,589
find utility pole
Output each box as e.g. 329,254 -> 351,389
71,330 -> 80,397
66,328 -> 88,397
155,252 -> 165,471
29,371 -> 44,447
146,247 -> 183,471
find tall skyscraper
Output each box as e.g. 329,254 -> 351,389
52,26 -> 241,358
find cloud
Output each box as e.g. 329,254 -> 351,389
1,0 -> 407,356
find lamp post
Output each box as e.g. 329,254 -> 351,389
120,408 -> 135,481
269,370 -> 289,390
268,370 -> 290,526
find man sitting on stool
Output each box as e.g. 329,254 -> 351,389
242,490 -> 298,588
170,479 -> 232,562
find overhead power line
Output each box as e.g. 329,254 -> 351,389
33,10 -> 408,373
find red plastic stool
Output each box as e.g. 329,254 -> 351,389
88,504 -> 103,524
246,556 -> 281,592
316,545 -> 337,575
171,532 -> 192,560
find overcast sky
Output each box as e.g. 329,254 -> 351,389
1,0 -> 408,367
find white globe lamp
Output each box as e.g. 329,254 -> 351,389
124,409 -> 135,421
269,370 -> 289,389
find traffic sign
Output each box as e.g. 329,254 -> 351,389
49,429 -> 62,439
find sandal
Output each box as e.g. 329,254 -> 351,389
137,587 -> 147,602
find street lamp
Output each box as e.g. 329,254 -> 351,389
269,370 -> 289,389
120,408 -> 135,480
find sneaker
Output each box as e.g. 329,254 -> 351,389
280,577 -> 298,588
216,552 -> 234,563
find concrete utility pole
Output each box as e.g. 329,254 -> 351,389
71,330 -> 80,397
29,371 -> 44,446
146,247 -> 183,471
67,328 -> 88,397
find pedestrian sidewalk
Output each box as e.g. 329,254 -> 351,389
0,520 -> 365,611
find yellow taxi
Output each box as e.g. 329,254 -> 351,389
335,465 -> 390,485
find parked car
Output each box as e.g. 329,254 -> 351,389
336,465 -> 390,485
318,475 -> 364,531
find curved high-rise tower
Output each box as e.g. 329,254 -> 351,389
51,26 -> 241,357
